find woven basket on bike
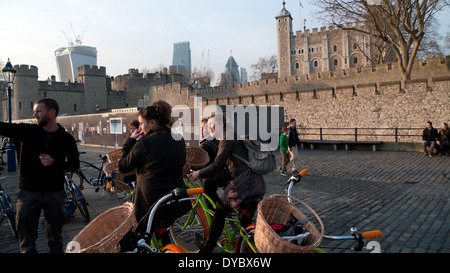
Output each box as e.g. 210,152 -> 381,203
106,148 -> 122,163
183,146 -> 210,177
254,194 -> 324,253
68,202 -> 136,253
103,161 -> 136,182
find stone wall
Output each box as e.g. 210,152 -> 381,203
147,56 -> 450,143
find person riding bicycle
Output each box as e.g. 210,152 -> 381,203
0,98 -> 79,253
190,112 -> 266,253
118,100 -> 190,243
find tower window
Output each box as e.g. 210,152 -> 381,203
295,62 -> 300,69
333,45 -> 337,52
314,61 -> 318,67
334,59 -> 338,66
354,57 -> 358,64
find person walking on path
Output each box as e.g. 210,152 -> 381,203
288,119 -> 300,172
279,127 -> 289,176
0,98 -> 80,253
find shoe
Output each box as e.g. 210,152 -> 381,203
429,154 -> 433,158
278,167 -> 283,172
280,172 -> 288,176
423,152 -> 428,157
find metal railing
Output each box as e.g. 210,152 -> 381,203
297,127 -> 423,142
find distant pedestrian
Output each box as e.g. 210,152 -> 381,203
279,127 -> 289,176
0,98 -> 79,253
288,119 -> 300,172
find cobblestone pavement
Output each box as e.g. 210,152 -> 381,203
0,145 -> 448,253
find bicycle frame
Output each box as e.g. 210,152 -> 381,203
283,169 -> 382,252
0,183 -> 18,238
184,177 -> 258,253
127,187 -> 204,253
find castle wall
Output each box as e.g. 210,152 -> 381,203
149,56 -> 450,142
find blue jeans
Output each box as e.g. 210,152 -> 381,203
422,141 -> 436,154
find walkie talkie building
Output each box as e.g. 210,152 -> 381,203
55,45 -> 97,82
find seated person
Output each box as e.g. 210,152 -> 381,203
437,123 -> 450,157
422,121 -> 438,157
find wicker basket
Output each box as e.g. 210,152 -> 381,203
106,149 -> 122,163
67,202 -> 136,253
254,194 -> 324,253
183,146 -> 210,176
103,161 -> 136,182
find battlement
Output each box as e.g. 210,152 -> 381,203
38,80 -> 84,92
77,65 -> 106,77
194,56 -> 449,99
14,64 -> 39,77
296,22 -> 367,37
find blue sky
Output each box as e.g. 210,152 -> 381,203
1,0 -> 448,84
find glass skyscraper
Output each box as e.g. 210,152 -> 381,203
171,41 -> 191,79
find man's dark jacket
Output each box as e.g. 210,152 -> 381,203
288,126 -> 300,148
422,127 -> 438,142
0,122 -> 79,192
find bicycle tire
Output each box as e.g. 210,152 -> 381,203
235,225 -> 257,253
169,204 -> 209,253
1,194 -> 18,238
71,183 -> 90,222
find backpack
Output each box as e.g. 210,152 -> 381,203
233,139 -> 277,175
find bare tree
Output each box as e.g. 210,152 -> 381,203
313,0 -> 450,81
250,55 -> 278,81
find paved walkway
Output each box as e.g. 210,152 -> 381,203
0,146 -> 448,253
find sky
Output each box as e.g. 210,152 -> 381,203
1,0 -> 449,84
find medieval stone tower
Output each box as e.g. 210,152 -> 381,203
276,1 -> 374,78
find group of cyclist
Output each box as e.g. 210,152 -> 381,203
0,97 -> 270,253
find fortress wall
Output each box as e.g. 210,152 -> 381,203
149,57 -> 449,140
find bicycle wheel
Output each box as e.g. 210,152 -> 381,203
111,180 -> 134,205
169,205 -> 209,253
235,225 -> 257,253
1,194 -> 18,238
71,183 -> 90,222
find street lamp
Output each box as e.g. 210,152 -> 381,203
2,58 -> 17,172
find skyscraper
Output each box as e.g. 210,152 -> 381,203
171,41 -> 191,79
55,44 -> 97,82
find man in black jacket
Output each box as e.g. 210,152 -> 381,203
422,121 -> 438,158
0,98 -> 79,252
288,118 -> 300,172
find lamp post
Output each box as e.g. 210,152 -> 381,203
2,58 -> 17,172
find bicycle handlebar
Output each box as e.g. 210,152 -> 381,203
360,230 -> 382,239
298,169 -> 308,178
186,187 -> 204,196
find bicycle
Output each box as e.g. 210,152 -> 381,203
172,175 -> 259,253
70,150 -> 134,206
279,169 -> 383,253
64,172 -> 90,222
0,181 -> 18,239
119,187 -> 206,253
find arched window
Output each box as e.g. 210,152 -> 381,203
333,45 -> 337,52
295,62 -> 300,69
354,57 -> 358,64
314,61 -> 319,67
334,59 -> 338,66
